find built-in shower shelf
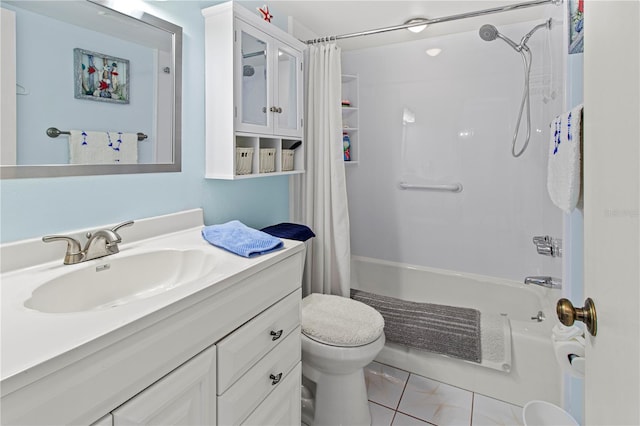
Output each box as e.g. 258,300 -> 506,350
341,74 -> 359,164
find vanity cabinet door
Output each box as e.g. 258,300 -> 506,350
112,346 -> 216,426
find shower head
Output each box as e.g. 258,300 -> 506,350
479,24 -> 499,41
480,19 -> 552,53
243,64 -> 255,77
479,24 -> 521,52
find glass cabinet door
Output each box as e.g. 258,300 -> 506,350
234,20 -> 302,138
274,45 -> 302,137
237,21 -> 270,132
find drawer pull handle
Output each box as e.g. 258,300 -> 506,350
270,372 -> 283,385
270,329 -> 283,341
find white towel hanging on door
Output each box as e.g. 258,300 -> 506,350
547,104 -> 582,213
69,130 -> 138,164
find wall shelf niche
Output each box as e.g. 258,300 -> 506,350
341,74 -> 359,164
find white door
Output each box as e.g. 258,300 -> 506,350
583,1 -> 639,425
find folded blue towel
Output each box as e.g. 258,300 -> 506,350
261,223 -> 315,242
202,220 -> 283,258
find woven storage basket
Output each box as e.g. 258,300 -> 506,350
282,149 -> 294,171
235,147 -> 254,175
259,148 -> 276,173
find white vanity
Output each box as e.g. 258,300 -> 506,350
0,209 -> 304,425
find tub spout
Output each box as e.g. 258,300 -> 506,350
524,276 -> 562,289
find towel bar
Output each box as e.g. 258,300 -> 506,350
46,127 -> 148,142
399,181 -> 463,193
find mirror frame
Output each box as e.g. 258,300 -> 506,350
1,0 -> 182,179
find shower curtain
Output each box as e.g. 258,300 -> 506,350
291,43 -> 350,297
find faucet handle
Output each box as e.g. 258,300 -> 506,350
536,245 -> 554,256
42,235 -> 84,265
533,235 -> 551,245
111,220 -> 134,234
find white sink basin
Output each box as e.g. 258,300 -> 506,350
24,249 -> 217,313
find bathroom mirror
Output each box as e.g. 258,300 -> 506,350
0,0 -> 182,178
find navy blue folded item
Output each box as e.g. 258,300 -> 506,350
260,223 -> 315,242
202,220 -> 283,258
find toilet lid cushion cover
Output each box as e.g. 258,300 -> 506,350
301,293 -> 385,347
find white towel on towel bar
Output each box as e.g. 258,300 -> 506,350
547,104 -> 582,213
69,130 -> 138,165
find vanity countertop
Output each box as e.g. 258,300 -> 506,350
0,211 -> 304,397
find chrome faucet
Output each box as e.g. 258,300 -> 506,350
43,220 -> 134,265
524,276 -> 562,289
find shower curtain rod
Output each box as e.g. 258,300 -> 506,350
304,0 -> 561,44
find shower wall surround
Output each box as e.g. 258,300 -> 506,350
342,18 -> 564,281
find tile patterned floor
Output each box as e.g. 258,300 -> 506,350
365,362 -> 524,426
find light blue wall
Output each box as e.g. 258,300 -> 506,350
0,1 -> 290,243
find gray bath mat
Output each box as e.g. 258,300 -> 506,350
351,289 -> 481,363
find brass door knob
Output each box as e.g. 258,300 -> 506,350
556,298 -> 597,336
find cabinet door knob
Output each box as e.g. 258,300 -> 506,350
262,107 -> 267,113
270,329 -> 283,341
276,107 -> 283,113
269,372 -> 283,385
269,106 -> 278,112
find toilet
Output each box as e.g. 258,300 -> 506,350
301,293 -> 385,426
259,224 -> 385,425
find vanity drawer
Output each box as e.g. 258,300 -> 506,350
217,289 -> 301,393
217,326 -> 301,426
242,362 -> 301,426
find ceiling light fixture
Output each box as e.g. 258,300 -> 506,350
405,18 -> 428,34
426,48 -> 442,56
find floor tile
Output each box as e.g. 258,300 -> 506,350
471,394 -> 523,426
391,412 -> 432,425
365,362 -> 410,409
397,374 -> 472,426
370,401 -> 396,426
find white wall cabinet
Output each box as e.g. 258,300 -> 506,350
203,2 -> 305,179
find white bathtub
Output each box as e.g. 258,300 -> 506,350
351,256 -> 562,407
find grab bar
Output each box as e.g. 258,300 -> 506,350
399,181 -> 463,193
46,127 -> 148,142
